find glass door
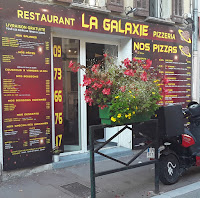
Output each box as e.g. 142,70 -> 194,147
53,37 -> 81,152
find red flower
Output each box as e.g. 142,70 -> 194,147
84,89 -> 92,96
162,88 -> 169,94
102,88 -> 111,95
98,104 -> 108,109
162,76 -> 169,84
140,71 -> 147,81
92,83 -> 102,90
85,96 -> 93,106
83,75 -> 92,86
120,86 -> 126,92
124,69 -> 135,76
146,59 -> 152,66
103,53 -> 108,57
138,60 -> 142,64
123,58 -> 131,67
143,59 -> 152,70
132,57 -> 137,62
69,60 -> 74,68
71,66 -> 79,73
91,64 -> 99,74
106,80 -> 113,86
68,60 -> 79,72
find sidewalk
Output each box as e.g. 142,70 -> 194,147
0,148 -> 200,198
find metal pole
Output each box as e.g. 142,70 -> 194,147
192,0 -> 199,102
89,126 -> 96,198
154,120 -> 159,194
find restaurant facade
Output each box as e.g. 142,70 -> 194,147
0,0 -> 192,171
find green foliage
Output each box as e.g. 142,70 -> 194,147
68,54 -> 167,124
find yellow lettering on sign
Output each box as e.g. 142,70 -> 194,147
82,13 -> 98,30
53,45 -> 61,57
56,134 -> 63,147
103,19 -> 111,31
55,113 -> 63,125
134,42 -> 150,51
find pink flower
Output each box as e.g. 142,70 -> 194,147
103,53 -> 108,57
71,66 -> 79,73
91,64 -> 99,74
132,57 -> 137,62
92,83 -> 102,90
84,89 -> 92,96
69,60 -> 74,68
162,76 -> 169,84
146,59 -> 152,67
143,59 -> 152,70
120,86 -> 126,92
83,75 -> 92,86
138,60 -> 142,64
124,69 -> 135,76
123,58 -> 131,67
140,71 -> 147,81
68,60 -> 79,72
85,95 -> 93,104
98,104 -> 108,109
106,80 -> 113,86
102,88 -> 111,95
162,88 -> 169,94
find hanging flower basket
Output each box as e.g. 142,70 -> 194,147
68,54 -> 169,126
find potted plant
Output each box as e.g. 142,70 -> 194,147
68,54 -> 168,125
52,146 -> 61,162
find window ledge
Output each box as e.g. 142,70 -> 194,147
145,17 -> 175,26
70,3 -> 111,14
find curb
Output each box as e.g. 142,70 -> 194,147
153,181 -> 200,198
52,147 -> 133,169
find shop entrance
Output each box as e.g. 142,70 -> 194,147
86,43 -> 118,147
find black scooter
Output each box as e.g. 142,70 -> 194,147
157,103 -> 200,184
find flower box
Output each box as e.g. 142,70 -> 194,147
99,106 -> 152,125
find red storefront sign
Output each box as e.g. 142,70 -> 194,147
0,0 -> 192,170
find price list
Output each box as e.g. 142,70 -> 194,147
0,21 -> 52,170
132,28 -> 192,108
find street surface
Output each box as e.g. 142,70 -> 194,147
0,152 -> 200,198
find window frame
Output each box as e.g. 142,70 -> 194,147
171,0 -> 184,23
134,0 -> 150,17
107,0 -> 124,13
56,0 -> 73,3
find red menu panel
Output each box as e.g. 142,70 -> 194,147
0,21 -> 52,170
53,37 -> 64,150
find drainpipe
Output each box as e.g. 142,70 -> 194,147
192,0 -> 199,102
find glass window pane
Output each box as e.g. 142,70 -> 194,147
142,0 -> 146,8
175,0 -> 178,15
137,0 -> 142,8
62,38 -> 81,152
86,43 -> 118,147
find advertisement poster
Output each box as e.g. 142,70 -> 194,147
0,21 -> 52,170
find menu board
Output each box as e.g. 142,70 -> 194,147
0,21 -> 52,170
132,29 -> 192,108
